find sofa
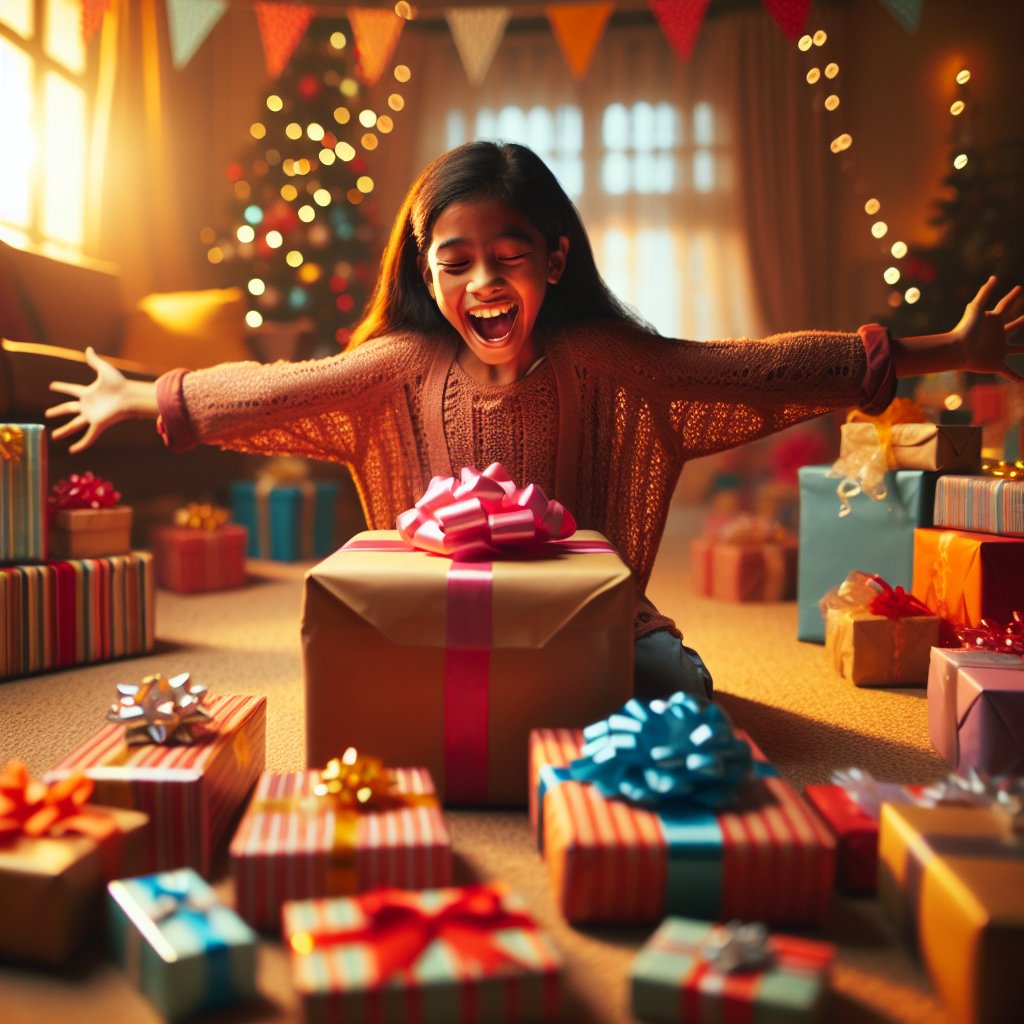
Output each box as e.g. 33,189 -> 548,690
0,239 -> 365,544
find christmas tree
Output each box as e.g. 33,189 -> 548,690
202,18 -> 396,352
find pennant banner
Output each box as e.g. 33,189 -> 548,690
446,6 -> 511,87
254,2 -> 314,78
81,0 -> 111,43
876,0 -> 924,33
647,0 -> 711,61
166,0 -> 228,69
546,2 -> 613,81
348,7 -> 406,87
762,0 -> 811,41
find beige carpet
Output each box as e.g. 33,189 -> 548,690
0,499 -> 953,1024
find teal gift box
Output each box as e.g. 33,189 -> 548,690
107,868 -> 259,1021
797,466 -> 936,643
0,423 -> 47,563
229,478 -> 339,561
630,917 -> 835,1023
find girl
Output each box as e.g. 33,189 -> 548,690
47,141 -> 1024,701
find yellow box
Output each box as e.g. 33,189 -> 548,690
825,607 -> 939,686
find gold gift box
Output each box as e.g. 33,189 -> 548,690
878,801 -> 1024,1024
839,422 -> 981,473
49,507 -> 133,559
0,805 -> 148,965
301,530 -> 634,806
825,607 -> 940,687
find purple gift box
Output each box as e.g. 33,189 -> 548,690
927,646 -> 1024,773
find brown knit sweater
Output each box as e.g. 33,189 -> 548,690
157,320 -> 895,638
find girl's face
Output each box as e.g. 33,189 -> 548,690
418,198 -> 568,385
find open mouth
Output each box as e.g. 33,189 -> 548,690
466,303 -> 519,344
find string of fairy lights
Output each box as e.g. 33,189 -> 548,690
797,26 -> 974,315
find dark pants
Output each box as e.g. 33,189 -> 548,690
634,629 -> 714,702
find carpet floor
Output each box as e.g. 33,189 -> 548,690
0,500 -> 954,1024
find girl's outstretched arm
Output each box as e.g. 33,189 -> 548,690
890,277 -> 1024,381
45,346 -> 158,452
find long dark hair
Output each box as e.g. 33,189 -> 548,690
349,140 -> 648,347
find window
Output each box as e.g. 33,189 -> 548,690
0,0 -> 90,255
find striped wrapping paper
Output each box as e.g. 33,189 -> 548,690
230,766 -> 453,932
282,885 -> 563,1023
0,423 -> 47,562
934,474 -> 1024,537
630,917 -> 835,1023
150,525 -> 248,592
0,551 -> 155,680
45,694 -> 266,877
530,729 -> 836,926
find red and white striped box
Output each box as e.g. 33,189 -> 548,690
151,524 -> 248,593
45,693 -> 266,877
230,765 -> 453,932
529,728 -> 836,926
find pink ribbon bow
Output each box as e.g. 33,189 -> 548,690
396,463 -> 576,559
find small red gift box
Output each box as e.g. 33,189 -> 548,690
230,757 -> 453,932
151,524 -> 248,593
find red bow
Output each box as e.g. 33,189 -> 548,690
49,471 -> 121,511
958,613 -> 1024,657
291,883 -> 539,979
0,760 -> 107,843
866,575 -> 933,619
396,463 -> 575,559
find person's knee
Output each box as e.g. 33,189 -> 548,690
634,630 -> 713,702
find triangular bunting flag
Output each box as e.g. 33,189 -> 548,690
445,6 -> 510,87
647,0 -> 711,61
81,0 -> 111,43
761,0 -> 811,41
348,7 -> 406,87
876,0 -> 924,32
546,2 -> 613,81
166,0 -> 228,69
254,2 -> 314,79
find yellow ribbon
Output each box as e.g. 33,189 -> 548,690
847,396 -> 927,470
0,425 -> 24,464
173,503 -> 230,530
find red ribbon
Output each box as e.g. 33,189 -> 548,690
291,883 -> 538,979
865,575 -> 933,619
396,463 -> 575,559
49,471 -> 121,511
958,612 -> 1024,657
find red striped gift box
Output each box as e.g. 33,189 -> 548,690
151,524 -> 248,593
45,694 -> 266,877
0,552 -> 154,680
530,728 -> 836,926
282,883 -> 563,1023
230,766 -> 453,932
934,474 -> 1024,537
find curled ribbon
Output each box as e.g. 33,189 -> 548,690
289,883 -> 537,979
396,463 -> 575,560
0,425 -> 24,464
566,692 -> 753,809
0,759 -> 112,845
107,672 -> 212,745
49,471 -> 121,511
919,769 -> 1024,834
173,503 -> 230,530
827,398 -> 926,516
957,613 -> 1024,657
698,920 -> 775,973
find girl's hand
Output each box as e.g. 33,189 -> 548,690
46,346 -> 153,452
952,276 -> 1024,381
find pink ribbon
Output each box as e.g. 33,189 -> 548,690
396,463 -> 575,560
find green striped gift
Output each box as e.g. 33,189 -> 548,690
0,423 -> 46,562
934,474 -> 1024,537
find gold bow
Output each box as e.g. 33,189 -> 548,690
0,425 -> 24,464
173,502 -> 230,530
981,459 -> 1024,480
847,396 -> 927,470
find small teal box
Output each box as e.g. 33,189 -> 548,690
797,466 -> 936,643
107,869 -> 259,1022
229,479 -> 339,561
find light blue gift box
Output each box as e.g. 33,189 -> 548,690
229,478 -> 339,561
107,868 -> 259,1021
0,422 -> 46,563
797,466 -> 936,643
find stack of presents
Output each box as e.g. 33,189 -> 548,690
3,419 -> 1022,1023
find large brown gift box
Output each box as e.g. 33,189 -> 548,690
301,530 -> 634,807
839,422 -> 981,473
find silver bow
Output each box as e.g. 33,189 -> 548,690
107,672 -> 212,745
919,769 -> 1024,833
830,767 -> 921,820
699,920 -> 775,973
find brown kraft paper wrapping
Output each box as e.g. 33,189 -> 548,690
826,608 -> 940,687
839,422 -> 982,473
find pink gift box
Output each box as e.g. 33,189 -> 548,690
690,537 -> 797,601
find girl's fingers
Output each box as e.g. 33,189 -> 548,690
48,380 -> 84,398
69,423 -> 97,453
49,415 -> 86,440
44,400 -> 80,419
993,284 -> 1023,316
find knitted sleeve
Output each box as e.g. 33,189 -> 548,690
155,334 -> 427,465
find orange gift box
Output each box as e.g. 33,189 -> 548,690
529,727 -> 836,926
911,527 -> 1024,631
230,761 -> 452,932
301,530 -> 634,807
45,693 -> 265,877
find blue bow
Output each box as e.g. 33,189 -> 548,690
567,692 -> 753,809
